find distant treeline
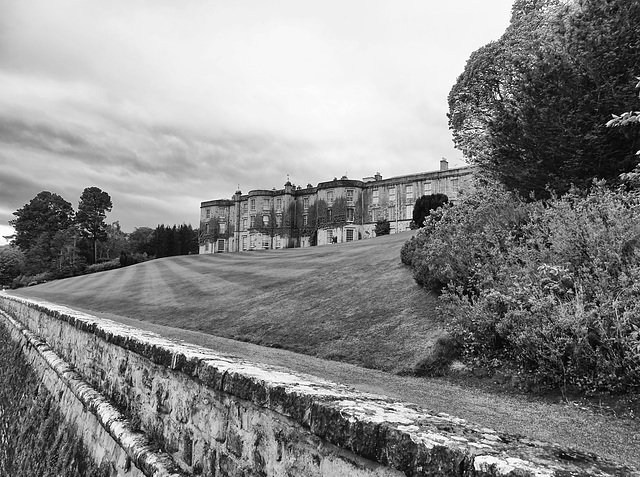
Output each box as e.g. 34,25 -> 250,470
1,189 -> 199,288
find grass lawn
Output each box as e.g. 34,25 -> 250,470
10,231 -> 640,468
12,231 -> 442,374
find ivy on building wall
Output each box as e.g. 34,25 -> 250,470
199,215 -> 235,246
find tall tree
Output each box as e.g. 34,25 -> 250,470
9,191 -> 75,273
129,226 -> 154,255
10,191 -> 75,252
97,221 -> 129,260
448,0 -> 640,197
0,246 -> 25,286
76,187 -> 113,264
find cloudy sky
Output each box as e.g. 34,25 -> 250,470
0,0 -> 513,244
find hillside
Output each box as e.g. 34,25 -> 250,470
12,231 -> 441,373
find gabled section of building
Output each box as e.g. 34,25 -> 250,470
199,160 -> 474,253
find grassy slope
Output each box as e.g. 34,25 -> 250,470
10,232 -> 640,467
13,231 -> 441,373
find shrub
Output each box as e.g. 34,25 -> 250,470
84,259 -> 121,274
12,271 -> 54,289
406,187 -> 531,292
375,219 -> 391,236
413,333 -> 461,377
404,183 -> 640,393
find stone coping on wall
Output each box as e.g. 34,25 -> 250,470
0,292 -> 637,477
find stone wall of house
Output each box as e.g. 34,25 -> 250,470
0,293 -> 636,476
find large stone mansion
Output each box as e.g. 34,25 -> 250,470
199,159 -> 473,253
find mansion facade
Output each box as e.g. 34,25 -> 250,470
199,159 -> 474,254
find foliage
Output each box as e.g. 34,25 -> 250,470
96,221 -> 129,260
375,219 -> 390,236
84,259 -> 121,274
153,224 -> 198,258
448,0 -> 640,197
403,183 -> 640,392
76,187 -> 113,264
9,191 -> 75,274
128,227 -> 155,255
11,271 -> 54,289
411,193 -> 449,228
253,207 -> 280,249
0,246 -> 25,287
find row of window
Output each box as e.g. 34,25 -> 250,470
205,179 -> 462,220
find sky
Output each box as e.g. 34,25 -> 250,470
0,0 -> 514,245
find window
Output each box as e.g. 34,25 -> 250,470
303,197 -> 309,211
250,215 -> 256,228
424,182 -> 432,194
303,214 -> 308,226
217,239 -> 225,252
346,208 -> 354,222
205,223 -> 210,233
276,198 -> 282,210
372,187 -> 379,205
327,229 -> 334,243
406,206 -> 413,220
250,199 -> 256,211
451,178 -> 459,193
242,236 -> 248,250
327,190 -> 334,205
205,208 -> 211,219
276,238 -> 282,248
263,237 -> 270,248
406,184 -> 413,201
242,203 -> 248,214
346,229 -> 354,242
389,186 -> 396,204
346,189 -> 354,205
327,209 -> 332,222
389,207 -> 396,221
205,242 -> 209,252
263,215 -> 269,225
263,199 -> 270,211
242,218 -> 247,231
276,214 -> 282,226
371,209 -> 377,222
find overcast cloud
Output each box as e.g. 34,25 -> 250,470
0,0 -> 513,244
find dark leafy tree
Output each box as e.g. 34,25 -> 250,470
9,191 -> 75,273
448,0 -> 640,197
412,194 -> 449,228
128,227 -> 155,255
50,226 -> 84,276
375,219 -> 390,236
76,187 -> 112,264
97,221 -> 129,261
153,224 -> 198,257
0,246 -> 25,286
10,191 -> 75,253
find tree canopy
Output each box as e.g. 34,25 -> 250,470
76,187 -> 113,263
448,0 -> 640,197
412,194 -> 449,228
9,191 -> 75,252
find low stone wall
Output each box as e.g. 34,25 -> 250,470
0,293 -> 637,476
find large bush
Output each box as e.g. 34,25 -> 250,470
404,183 -> 640,392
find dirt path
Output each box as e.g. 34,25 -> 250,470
82,308 -> 639,468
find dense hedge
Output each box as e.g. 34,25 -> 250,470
402,183 -> 640,393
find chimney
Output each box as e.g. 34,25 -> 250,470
374,172 -> 382,181
440,158 -> 448,171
